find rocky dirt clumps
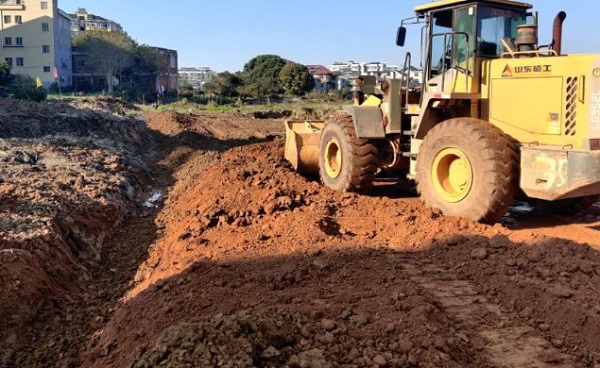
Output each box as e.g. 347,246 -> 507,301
0,98 -> 150,365
68,95 -> 140,116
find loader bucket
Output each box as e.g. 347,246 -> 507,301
284,120 -> 325,174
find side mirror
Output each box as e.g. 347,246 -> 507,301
396,27 -> 406,47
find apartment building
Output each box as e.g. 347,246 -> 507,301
68,8 -> 122,36
0,0 -> 72,87
179,67 -> 216,89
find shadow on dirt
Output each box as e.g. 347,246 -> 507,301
503,202 -> 600,231
83,233 -> 600,368
370,179 -> 419,199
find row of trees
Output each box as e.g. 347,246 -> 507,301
200,55 -> 313,98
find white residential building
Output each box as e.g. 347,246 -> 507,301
68,8 -> 122,36
327,60 -> 423,87
179,67 -> 216,89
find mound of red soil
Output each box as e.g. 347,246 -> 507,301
86,134 -> 600,367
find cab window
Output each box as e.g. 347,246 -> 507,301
429,9 -> 453,77
477,6 -> 527,57
453,6 -> 476,67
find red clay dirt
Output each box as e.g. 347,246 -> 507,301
1,100 -> 600,367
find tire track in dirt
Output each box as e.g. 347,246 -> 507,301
401,258 -> 576,367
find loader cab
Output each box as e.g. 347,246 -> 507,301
400,0 -> 532,94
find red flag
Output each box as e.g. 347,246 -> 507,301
53,67 -> 58,79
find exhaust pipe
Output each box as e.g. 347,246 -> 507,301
552,11 -> 567,56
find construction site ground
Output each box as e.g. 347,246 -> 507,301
1,97 -> 600,368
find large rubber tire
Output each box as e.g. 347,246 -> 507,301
416,118 -> 518,223
318,114 -> 378,194
530,195 -> 600,215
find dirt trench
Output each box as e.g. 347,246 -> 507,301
2,103 -> 600,367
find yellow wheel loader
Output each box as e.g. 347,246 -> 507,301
285,0 -> 600,223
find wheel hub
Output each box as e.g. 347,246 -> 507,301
324,139 -> 342,179
432,148 -> 473,203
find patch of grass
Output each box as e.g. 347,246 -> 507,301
47,92 -> 107,100
135,100 -> 348,116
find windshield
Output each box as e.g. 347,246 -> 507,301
477,6 -> 527,57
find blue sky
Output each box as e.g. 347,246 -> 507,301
59,1 -> 600,72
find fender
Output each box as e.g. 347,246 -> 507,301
343,105 -> 386,139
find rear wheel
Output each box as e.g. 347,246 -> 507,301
319,114 -> 378,193
416,118 -> 518,223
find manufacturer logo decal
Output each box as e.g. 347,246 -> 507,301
593,68 -> 600,78
502,64 -> 552,78
502,64 -> 513,78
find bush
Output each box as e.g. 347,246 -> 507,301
8,75 -> 47,102
336,87 -> 353,101
179,85 -> 194,98
0,61 -> 13,97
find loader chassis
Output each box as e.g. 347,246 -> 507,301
284,0 -> 600,222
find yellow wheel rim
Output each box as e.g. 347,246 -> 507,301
431,147 -> 473,203
324,138 -> 342,179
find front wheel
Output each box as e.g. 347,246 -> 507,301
319,114 -> 378,194
416,118 -> 518,223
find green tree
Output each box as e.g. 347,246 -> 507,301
0,61 -> 11,86
134,44 -> 161,71
72,30 -> 135,94
240,55 -> 286,97
0,61 -> 12,96
279,62 -> 313,96
203,71 -> 242,97
124,44 -> 162,99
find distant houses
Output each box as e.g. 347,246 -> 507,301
185,61 -> 424,95
306,65 -> 338,92
305,61 -> 424,92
